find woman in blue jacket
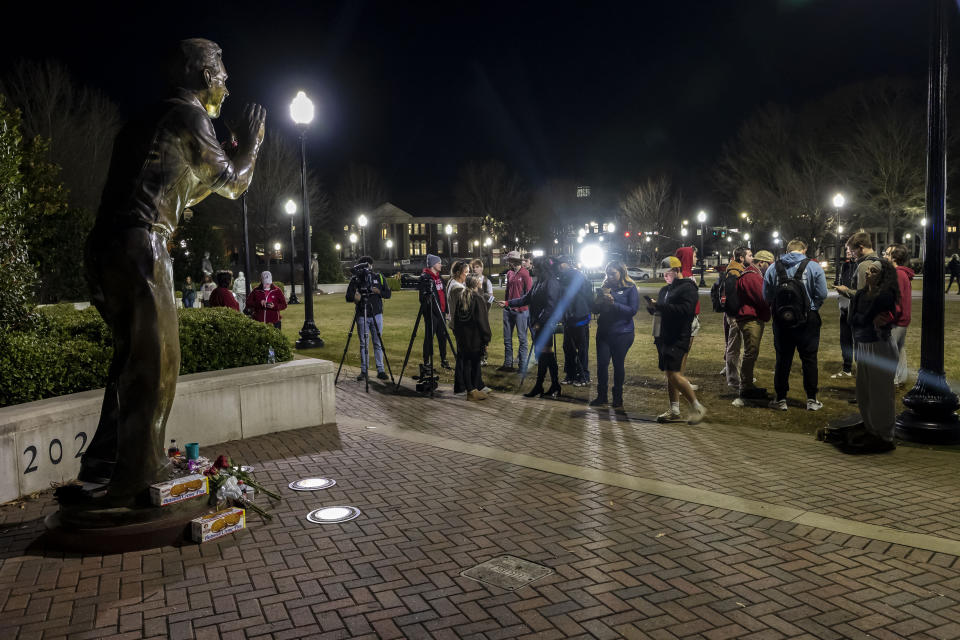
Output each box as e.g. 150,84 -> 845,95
501,255 -> 563,398
590,261 -> 639,409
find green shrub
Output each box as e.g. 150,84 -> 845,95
178,308 -> 292,373
0,305 -> 294,407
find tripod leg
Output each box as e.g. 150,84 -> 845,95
370,316 -> 395,383
395,307 -> 423,393
363,306 -> 370,394
335,313 -> 359,384
432,295 -> 457,362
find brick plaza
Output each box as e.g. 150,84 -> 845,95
3,372 -> 960,639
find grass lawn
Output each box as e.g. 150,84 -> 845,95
277,287 -> 960,438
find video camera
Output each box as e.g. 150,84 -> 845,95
413,363 -> 439,393
350,262 -> 376,295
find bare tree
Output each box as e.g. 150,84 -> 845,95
835,79 -> 926,242
1,60 -> 121,212
454,161 -> 531,249
619,175 -> 681,266
193,129 -> 329,260
334,163 -> 387,225
716,104 -> 835,255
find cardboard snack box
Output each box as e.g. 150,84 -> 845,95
149,474 -> 208,506
191,507 -> 246,543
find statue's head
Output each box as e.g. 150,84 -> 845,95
169,38 -> 229,118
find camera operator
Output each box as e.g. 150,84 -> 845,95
419,254 -> 452,370
345,256 -> 392,381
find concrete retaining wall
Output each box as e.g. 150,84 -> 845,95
0,358 -> 335,503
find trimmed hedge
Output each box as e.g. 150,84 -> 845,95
0,305 -> 293,407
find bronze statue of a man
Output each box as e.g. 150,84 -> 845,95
81,38 -> 265,500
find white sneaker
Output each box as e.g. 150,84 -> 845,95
688,403 -> 707,425
807,398 -> 823,411
830,370 -> 853,379
481,386 -> 492,393
769,399 -> 788,411
656,410 -> 683,423
689,384 -> 699,391
731,398 -> 745,407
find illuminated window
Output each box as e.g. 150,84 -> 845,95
577,186 -> 591,198
343,225 -> 349,231
381,227 -> 387,239
949,226 -> 957,233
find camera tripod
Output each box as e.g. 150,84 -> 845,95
395,287 -> 457,396
334,292 -> 395,393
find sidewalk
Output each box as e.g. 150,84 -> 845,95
2,372 -> 960,639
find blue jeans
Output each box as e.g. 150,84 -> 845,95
502,308 -> 529,369
358,313 -> 384,373
596,331 -> 634,402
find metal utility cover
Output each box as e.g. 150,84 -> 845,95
460,555 -> 553,591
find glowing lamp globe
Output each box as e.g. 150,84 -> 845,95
284,199 -> 297,215
290,91 -> 314,125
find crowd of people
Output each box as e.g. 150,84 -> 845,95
180,269 -> 289,330
377,233 -> 913,455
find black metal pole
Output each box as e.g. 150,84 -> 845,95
834,208 -> 842,286
896,0 -> 960,444
295,128 -> 323,349
288,216 -> 300,304
242,194 -> 252,297
698,223 -> 706,287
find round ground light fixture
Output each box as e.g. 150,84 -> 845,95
306,506 -> 361,524
289,478 -> 337,491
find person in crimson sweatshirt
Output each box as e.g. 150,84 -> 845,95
208,270 -> 240,311
732,250 -> 773,405
884,243 -> 915,386
418,254 -> 452,369
245,271 -> 287,329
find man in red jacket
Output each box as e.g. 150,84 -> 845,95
732,249 -> 773,406
884,244 -> 914,387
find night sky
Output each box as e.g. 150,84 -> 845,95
0,0 -> 931,215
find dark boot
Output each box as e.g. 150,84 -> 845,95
545,353 -> 562,398
523,359 -> 547,398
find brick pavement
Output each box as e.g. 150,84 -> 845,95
337,372 -> 960,543
1,377 -> 960,638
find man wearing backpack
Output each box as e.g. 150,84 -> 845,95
763,238 -> 828,411
557,255 -> 593,386
732,250 -> 773,406
713,247 -> 749,389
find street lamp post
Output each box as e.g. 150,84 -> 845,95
284,199 -> 300,304
358,214 -> 368,256
921,217 -> 928,261
483,237 -> 492,266
349,233 -> 358,258
833,193 -> 846,285
335,242 -> 342,261
696,210 -> 707,287
445,224 -> 453,256
897,0 -> 960,444
386,238 -> 394,264
290,90 -> 323,348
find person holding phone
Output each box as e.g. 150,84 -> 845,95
648,256 -> 706,424
589,261 -> 639,409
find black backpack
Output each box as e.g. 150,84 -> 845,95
772,259 -> 811,328
710,268 -> 741,314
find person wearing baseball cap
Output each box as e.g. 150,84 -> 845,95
418,254 -> 452,370
644,256 -> 706,424
498,250 -> 532,372
731,249 -> 773,406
